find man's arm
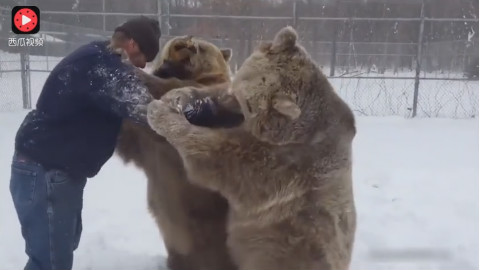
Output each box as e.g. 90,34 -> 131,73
88,55 -> 152,124
134,68 -> 203,99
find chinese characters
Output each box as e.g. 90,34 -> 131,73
8,37 -> 44,47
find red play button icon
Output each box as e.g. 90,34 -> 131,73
12,6 -> 40,34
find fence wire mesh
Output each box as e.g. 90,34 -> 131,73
0,1 -> 478,118
416,79 -> 479,118
0,52 -> 22,112
331,77 -> 416,117
331,77 -> 478,118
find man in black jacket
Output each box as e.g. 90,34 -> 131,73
10,16 -> 161,270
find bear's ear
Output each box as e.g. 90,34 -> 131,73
271,26 -> 297,52
183,35 -> 194,42
272,94 -> 301,120
220,48 -> 232,62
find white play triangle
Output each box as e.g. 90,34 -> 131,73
22,15 -> 31,26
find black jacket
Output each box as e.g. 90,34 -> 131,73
15,40 -> 151,179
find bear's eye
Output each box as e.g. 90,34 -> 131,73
198,46 -> 206,54
174,44 -> 185,51
188,46 -> 197,53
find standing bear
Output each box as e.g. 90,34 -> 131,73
147,26 -> 357,270
115,36 -> 237,270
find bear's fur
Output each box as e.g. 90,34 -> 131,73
134,35 -> 233,100
115,36 -> 237,270
147,27 -> 357,270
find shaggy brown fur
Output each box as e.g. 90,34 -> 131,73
134,36 -> 232,99
115,36 -> 237,270
147,27 -> 357,270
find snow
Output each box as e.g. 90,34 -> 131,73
0,111 -> 169,270
72,0 -> 80,10
0,112 -> 478,270
0,49 -> 478,269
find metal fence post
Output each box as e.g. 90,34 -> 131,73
412,0 -> 425,118
20,50 -> 31,109
21,0 -> 31,109
329,3 -> 339,77
102,0 -> 106,31
164,0 -> 170,36
292,0 -> 298,28
157,0 -> 162,30
157,0 -> 163,49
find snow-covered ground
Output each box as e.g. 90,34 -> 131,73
0,49 -> 479,269
0,111 -> 478,270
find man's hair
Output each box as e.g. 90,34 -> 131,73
111,31 -> 130,46
112,16 -> 161,62
108,31 -> 131,58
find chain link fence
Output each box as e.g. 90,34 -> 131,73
0,51 -> 22,112
331,77 -> 478,118
0,1 -> 478,118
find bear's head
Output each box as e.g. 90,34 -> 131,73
231,26 -> 328,145
152,36 -> 232,85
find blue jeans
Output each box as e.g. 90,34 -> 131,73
10,152 -> 87,270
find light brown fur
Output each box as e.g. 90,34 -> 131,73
147,27 -> 357,270
115,36 -> 237,270
135,36 -> 232,99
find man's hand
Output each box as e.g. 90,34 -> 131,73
134,68 -> 169,99
133,68 -> 150,83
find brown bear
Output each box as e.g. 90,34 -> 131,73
115,36 -> 237,270
134,35 -> 232,100
146,26 -> 357,270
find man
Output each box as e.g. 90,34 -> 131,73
9,16 -> 161,270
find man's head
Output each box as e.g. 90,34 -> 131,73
112,16 -> 161,68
